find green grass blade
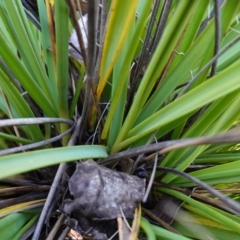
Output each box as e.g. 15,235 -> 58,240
195,153 -> 240,164
161,92 -> 240,183
13,213 -> 39,240
168,0 -> 210,72
37,0 -> 57,105
112,1 -> 199,148
218,22 -> 240,71
111,59 -> 240,153
160,92 -> 240,167
151,224 -> 191,240
2,1 -> 55,104
191,0 -> 240,88
135,0 -> 240,127
140,218 -> 156,240
0,132 -> 32,145
0,212 -> 32,239
69,70 -> 84,119
0,69 -> 43,141
101,0 -> 153,142
159,187 -> 240,234
171,159 -> 240,186
97,0 -> 139,99
0,28 -> 57,117
55,1 -> 70,145
0,145 -> 108,179
173,209 -> 240,240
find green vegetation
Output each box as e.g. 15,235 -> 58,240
0,0 -> 240,239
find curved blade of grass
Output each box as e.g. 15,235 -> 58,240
2,1 -> 55,104
69,66 -> 85,119
13,213 -> 39,240
218,22 -> 240,71
135,0 -> 239,127
0,210 -> 39,239
112,1 -> 199,148
195,153 -> 240,164
106,25 -> 133,146
173,209 -> 240,240
151,224 -> 191,240
0,28 -> 57,117
96,0 -> 139,98
202,141 -> 237,155
125,1 -> 240,150
165,92 -> 240,157
131,112 -> 194,149
0,200 -> 44,217
140,217 -> 191,240
161,92 -> 240,183
171,159 -> 240,187
111,59 -> 240,153
0,7 -> 16,50
140,218 -> 156,240
101,0 -> 153,142
55,1 -> 70,145
0,69 -> 43,141
37,0 -> 57,105
167,0 -> 210,72
0,145 -> 108,179
190,0 -> 240,88
0,133 -> 32,145
160,91 -> 240,165
184,202 -> 240,224
159,187 -> 240,234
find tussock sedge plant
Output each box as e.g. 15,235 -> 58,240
0,0 -> 240,239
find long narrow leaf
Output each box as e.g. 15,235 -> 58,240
0,145 -> 108,179
55,1 -> 70,145
111,59 -> 240,153
112,1 -> 199,148
97,0 -> 139,98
